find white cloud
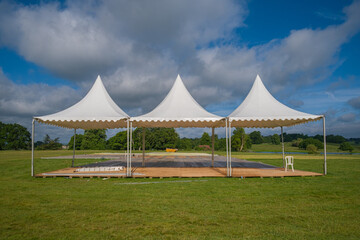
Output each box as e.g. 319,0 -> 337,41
0,0 -> 360,140
0,69 -> 79,117
196,1 -> 360,100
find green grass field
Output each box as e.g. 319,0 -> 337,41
0,150 -> 359,239
249,142 -> 360,153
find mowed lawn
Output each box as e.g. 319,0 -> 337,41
0,150 -> 359,239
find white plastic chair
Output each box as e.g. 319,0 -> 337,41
285,156 -> 294,172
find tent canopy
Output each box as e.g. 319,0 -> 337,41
35,76 -> 129,129
228,75 -> 322,128
131,75 -> 224,128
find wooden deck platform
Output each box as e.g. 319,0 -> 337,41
36,167 -> 322,178
36,154 -> 322,178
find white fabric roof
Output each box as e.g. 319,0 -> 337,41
131,75 -> 224,128
228,75 -> 322,128
35,76 -> 129,129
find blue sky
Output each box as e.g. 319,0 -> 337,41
0,0 -> 359,143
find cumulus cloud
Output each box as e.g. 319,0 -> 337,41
0,0 -> 360,140
196,1 -> 360,99
1,0 -> 359,109
348,96 -> 360,109
338,112 -> 356,122
0,68 -> 79,117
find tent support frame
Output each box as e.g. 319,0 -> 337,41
323,116 -> 327,175
72,129 -> 76,167
142,127 -> 145,167
225,119 -> 229,176
281,126 -> 284,168
229,121 -> 232,177
31,119 -> 35,177
126,120 -> 129,176
130,121 -> 133,176
211,127 -> 215,167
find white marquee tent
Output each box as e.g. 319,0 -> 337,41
227,75 -> 326,176
131,75 -> 225,168
31,76 -> 130,176
131,75 -> 224,128
31,74 -> 327,177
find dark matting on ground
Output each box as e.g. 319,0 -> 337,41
76,155 -> 277,169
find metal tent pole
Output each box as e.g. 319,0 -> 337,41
211,127 -> 215,167
126,120 -> 129,176
229,121 -> 232,177
72,129 -> 76,167
142,127 -> 145,167
31,119 -> 35,177
225,119 -> 229,177
281,126 -> 285,168
130,121 -> 133,176
323,116 -> 327,175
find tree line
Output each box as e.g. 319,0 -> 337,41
0,121 -> 357,152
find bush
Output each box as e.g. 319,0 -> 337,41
299,138 -> 323,150
339,142 -> 354,152
306,144 -> 318,154
291,138 -> 303,147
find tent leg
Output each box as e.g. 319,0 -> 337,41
142,127 -> 145,167
126,120 -> 129,177
281,126 -> 285,168
229,121 -> 232,177
323,116 -> 327,175
225,119 -> 229,177
72,129 -> 76,167
130,121 -> 133,176
211,127 -> 215,167
31,119 -> 35,177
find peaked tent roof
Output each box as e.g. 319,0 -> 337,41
131,75 -> 224,128
228,75 -> 322,128
35,76 -> 129,129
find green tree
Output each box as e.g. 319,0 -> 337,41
0,122 -> 31,150
271,134 -> 280,145
107,131 -> 127,150
37,134 -> 62,150
68,134 -> 84,150
132,128 -> 152,151
216,138 -> 227,151
231,128 -> 251,152
262,135 -> 272,143
249,131 -> 263,144
132,128 -> 179,150
200,132 -> 211,146
149,128 -> 179,149
299,138 -> 323,150
177,138 -> 194,150
327,134 -> 346,143
81,129 -> 107,150
339,142 -> 354,152
0,122 -> 6,150
34,141 -> 44,148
